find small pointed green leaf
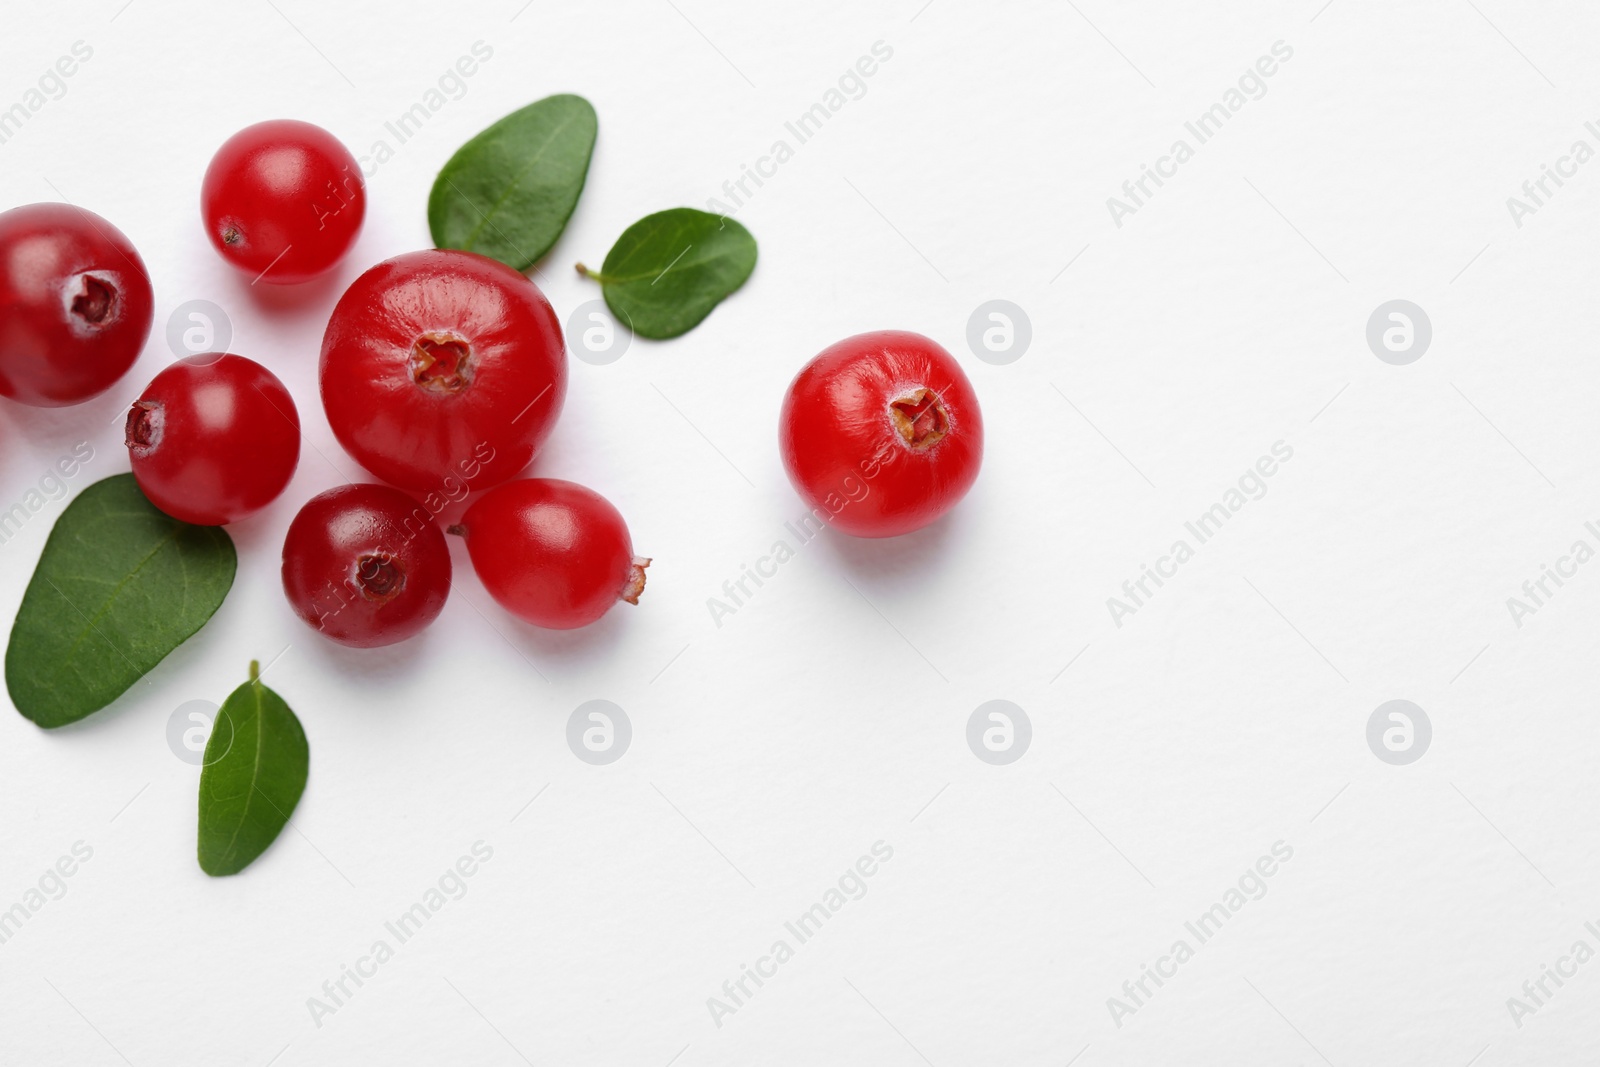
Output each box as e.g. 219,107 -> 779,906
6,474 -> 236,728
428,93 -> 597,270
198,661 -> 309,877
580,208 -> 756,339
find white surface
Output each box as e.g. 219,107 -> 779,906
1,1 -> 1598,1063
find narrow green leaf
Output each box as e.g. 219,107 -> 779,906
6,474 -> 236,728
579,208 -> 757,339
428,93 -> 597,271
198,660 -> 309,877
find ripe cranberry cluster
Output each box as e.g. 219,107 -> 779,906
0,118 -> 988,652
0,120 -> 647,647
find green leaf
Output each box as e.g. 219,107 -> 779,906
6,474 -> 236,728
579,208 -> 757,339
197,660 -> 309,877
428,93 -> 597,271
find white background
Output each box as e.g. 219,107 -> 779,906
2,0 -> 1598,1063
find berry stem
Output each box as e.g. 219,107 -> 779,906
446,524 -> 466,537
622,556 -> 651,605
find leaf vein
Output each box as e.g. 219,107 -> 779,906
459,111 -> 584,249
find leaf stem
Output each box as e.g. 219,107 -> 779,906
575,262 -> 610,284
249,659 -> 261,684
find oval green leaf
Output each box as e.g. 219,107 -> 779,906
581,208 -> 757,339
6,474 -> 236,728
198,661 -> 309,877
428,93 -> 597,271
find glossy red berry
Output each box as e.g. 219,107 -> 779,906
779,330 -> 983,538
320,249 -> 567,492
201,119 -> 365,284
282,484 -> 451,647
451,479 -> 648,630
0,202 -> 153,406
125,354 -> 300,525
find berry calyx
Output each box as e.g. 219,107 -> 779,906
356,555 -> 404,600
71,275 -> 115,324
888,387 -> 950,449
409,334 -> 472,392
124,400 -> 159,450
